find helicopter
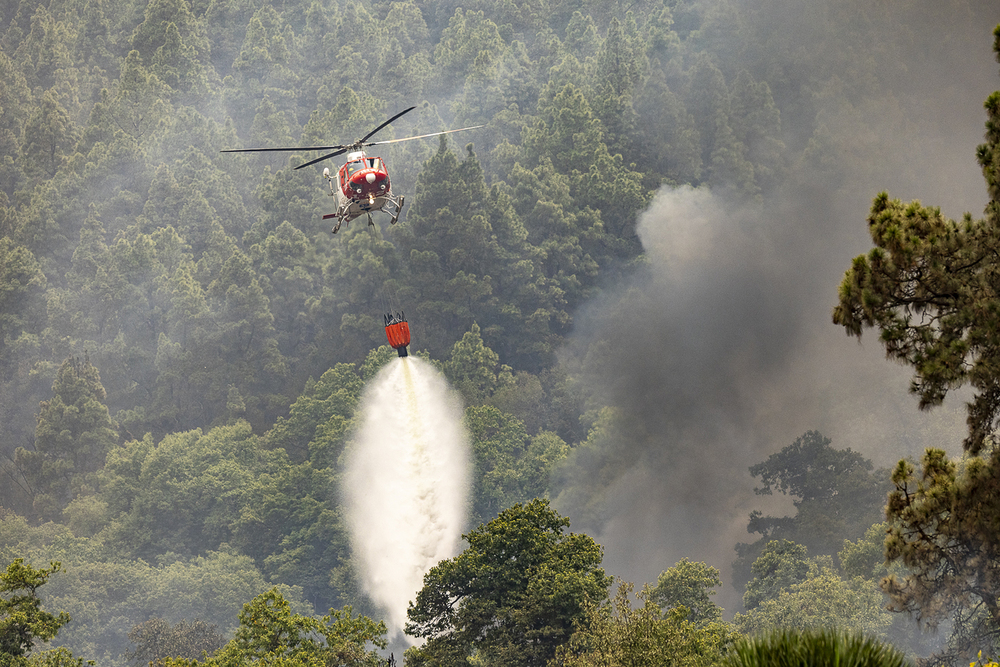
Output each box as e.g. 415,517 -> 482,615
222,106 -> 482,233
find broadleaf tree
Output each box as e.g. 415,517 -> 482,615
404,499 -> 611,667
649,557 -> 723,625
551,581 -> 734,667
0,559 -> 72,665
732,431 -> 890,593
162,589 -> 386,667
733,557 -> 892,639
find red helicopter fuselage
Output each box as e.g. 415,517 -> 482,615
338,153 -> 391,200
323,150 -> 404,232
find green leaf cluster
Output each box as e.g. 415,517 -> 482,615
1,559 -> 71,662
650,558 -> 724,625
734,552 -> 892,639
881,446 -> 1000,662
552,581 -> 735,667
162,589 -> 386,667
404,499 -> 611,667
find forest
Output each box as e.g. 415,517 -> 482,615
2,0 -> 1000,664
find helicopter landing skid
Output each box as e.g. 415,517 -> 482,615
323,210 -> 347,234
386,194 -> 405,225
324,194 -> 404,234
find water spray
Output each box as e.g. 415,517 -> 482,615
343,356 -> 471,641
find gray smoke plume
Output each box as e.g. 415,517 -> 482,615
553,3 -> 999,611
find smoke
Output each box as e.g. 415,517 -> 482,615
343,357 -> 471,640
555,183 -> 971,612
553,1 -> 999,609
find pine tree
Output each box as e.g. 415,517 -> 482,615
19,90 -> 79,182
129,0 -> 207,67
0,51 -> 30,195
14,354 -> 118,521
591,15 -> 644,160
880,447 -> 1000,662
833,24 -> 1000,454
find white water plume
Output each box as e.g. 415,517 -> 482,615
344,356 -> 471,640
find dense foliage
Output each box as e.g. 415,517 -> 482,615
404,500 -> 611,667
0,559 -> 71,665
732,431 -> 891,593
882,447 -> 1000,664
124,619 -> 226,667
726,628 -> 912,667
1,0 -> 999,664
552,582 -> 735,667
832,21 -> 1000,666
162,590 -> 387,667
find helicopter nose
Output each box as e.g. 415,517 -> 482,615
365,173 -> 376,184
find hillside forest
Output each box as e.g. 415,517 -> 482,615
3,0 -> 1000,665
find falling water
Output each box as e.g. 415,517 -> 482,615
343,356 -> 471,640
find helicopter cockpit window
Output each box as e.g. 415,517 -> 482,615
346,161 -> 364,176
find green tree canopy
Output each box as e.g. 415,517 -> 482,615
163,589 -> 386,667
733,431 -> 889,590
98,420 -> 285,559
404,499 -> 611,667
552,581 -> 734,667
882,446 -> 1000,663
733,557 -> 893,639
19,91 -> 78,183
650,558 -> 723,625
14,355 -> 118,521
125,618 -> 226,667
445,322 -> 505,404
839,522 -> 893,581
749,431 -> 877,503
464,405 -> 569,527
0,237 -> 43,357
742,539 -> 809,611
0,559 -> 71,665
264,363 -> 362,464
129,0 -> 207,66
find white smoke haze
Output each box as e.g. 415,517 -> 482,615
343,357 -> 471,641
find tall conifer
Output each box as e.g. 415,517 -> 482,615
14,354 -> 117,521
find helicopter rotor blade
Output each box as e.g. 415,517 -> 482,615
293,147 -> 350,170
359,106 -> 417,144
220,110 -> 479,171
366,125 -> 485,148
221,145 -> 348,154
